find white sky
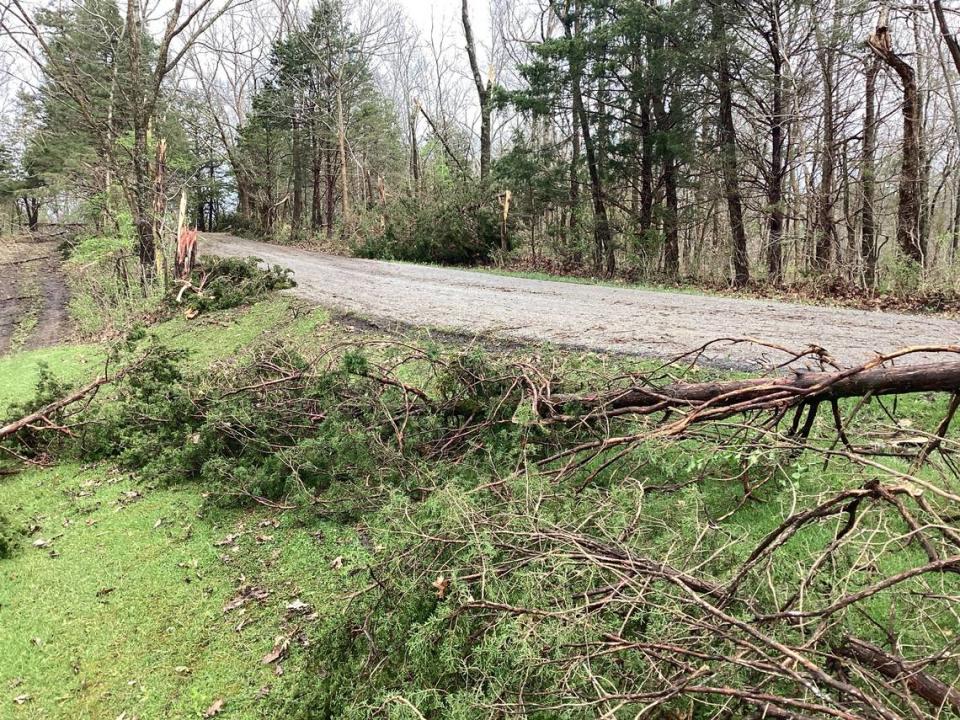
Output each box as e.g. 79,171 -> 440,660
0,0 -> 497,146
396,0 -> 494,58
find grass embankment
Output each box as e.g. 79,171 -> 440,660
1,287 -> 958,719
0,298 -> 360,719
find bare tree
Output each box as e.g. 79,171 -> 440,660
869,7 -> 924,264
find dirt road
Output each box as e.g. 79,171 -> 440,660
200,232 -> 960,369
0,232 -> 69,355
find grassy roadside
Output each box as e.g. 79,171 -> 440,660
2,285 -> 959,719
0,297 -> 356,719
0,464 -> 362,719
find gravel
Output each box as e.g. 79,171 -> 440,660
200,232 -> 960,369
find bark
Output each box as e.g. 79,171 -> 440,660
336,81 -> 350,225
639,92 -> 654,236
568,90 -> 581,244
325,143 -> 336,240
868,11 -> 924,263
953,174 -> 960,261
814,41 -> 838,269
409,103 -> 420,194
462,0 -> 492,182
834,635 -> 960,714
596,64 -> 614,275
196,187 -> 206,232
131,118 -> 155,275
765,3 -> 785,284
712,3 -> 750,286
561,5 -> 614,276
545,358 -> 960,417
933,0 -> 960,77
1,359 -> 146,440
311,130 -> 323,232
653,91 -> 679,280
291,108 -> 305,242
861,56 -> 880,286
23,198 -> 40,231
207,162 -> 215,231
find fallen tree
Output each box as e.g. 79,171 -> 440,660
543,347 -> 960,422
5,333 -> 960,718
0,353 -> 151,442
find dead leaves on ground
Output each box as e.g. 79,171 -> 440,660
203,698 -> 225,717
223,584 -> 270,613
260,635 -> 289,665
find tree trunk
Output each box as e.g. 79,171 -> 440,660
861,56 -> 880,286
933,0 -> 960,77
336,81 -> 350,227
766,3 -> 785,284
835,636 -> 960,714
311,126 -> 323,232
639,92 -> 654,237
560,4 -> 613,276
663,156 -> 680,280
409,103 -> 420,194
868,11 -> 923,263
953,173 -> 960,261
207,161 -> 215,231
291,109 -> 305,242
713,3 -> 750,286
126,0 -> 155,278
23,198 -> 40,231
653,91 -> 679,280
546,359 -> 960,418
814,41 -> 838,270
325,144 -> 336,240
568,94 -> 581,248
132,120 -> 155,276
462,0 -> 491,182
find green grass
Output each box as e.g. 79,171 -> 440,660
0,344 -> 103,415
0,464 -> 363,719
0,295 -> 342,719
0,297 -> 330,415
2,288 -> 958,718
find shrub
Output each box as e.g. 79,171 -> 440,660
177,256 -> 295,313
352,183 -> 501,265
65,216 -> 162,336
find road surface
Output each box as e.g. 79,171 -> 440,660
200,232 -> 960,369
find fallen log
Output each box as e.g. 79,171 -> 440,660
835,635 -> 960,713
543,359 -> 960,419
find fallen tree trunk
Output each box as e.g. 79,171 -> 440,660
835,635 -> 960,713
544,359 -> 960,418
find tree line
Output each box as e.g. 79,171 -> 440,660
3,0 -> 960,290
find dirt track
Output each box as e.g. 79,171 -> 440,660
200,232 -> 960,369
0,233 -> 69,355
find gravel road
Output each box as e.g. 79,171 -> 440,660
200,232 -> 960,369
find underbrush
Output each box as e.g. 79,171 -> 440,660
0,510 -> 20,559
3,319 -> 959,719
178,256 -> 295,313
65,223 -> 164,336
351,181 -> 503,265
65,218 -> 296,336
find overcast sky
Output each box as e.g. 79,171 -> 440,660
395,0 -> 494,56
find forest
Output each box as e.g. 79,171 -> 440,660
3,0 -> 960,292
3,1 -> 960,720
